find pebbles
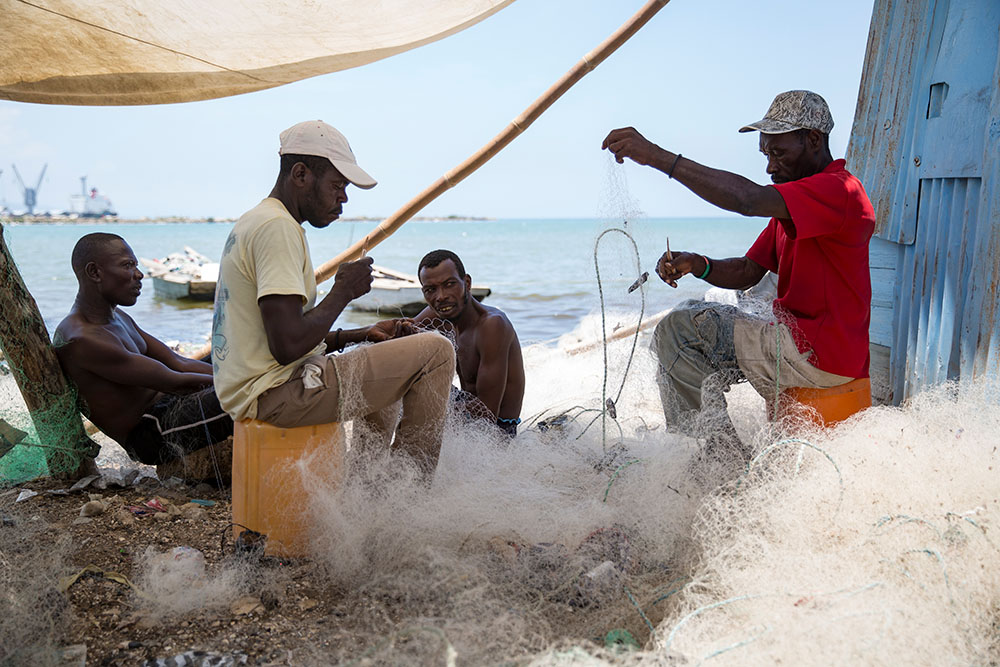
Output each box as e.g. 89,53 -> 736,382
230,596 -> 265,616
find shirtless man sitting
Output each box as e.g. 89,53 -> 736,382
54,232 -> 233,465
413,249 -> 525,436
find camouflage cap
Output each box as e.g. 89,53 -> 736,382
738,90 -> 834,135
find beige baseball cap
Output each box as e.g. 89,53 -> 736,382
278,120 -> 377,189
739,90 -> 834,135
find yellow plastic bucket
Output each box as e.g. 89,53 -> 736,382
774,377 -> 872,427
231,419 -> 344,557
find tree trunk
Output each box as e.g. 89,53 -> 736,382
0,223 -> 98,478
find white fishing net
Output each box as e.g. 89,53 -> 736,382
114,165 -> 1000,663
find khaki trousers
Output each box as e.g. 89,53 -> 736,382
650,300 -> 851,439
255,332 -> 455,469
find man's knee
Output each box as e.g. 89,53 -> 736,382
412,332 -> 456,374
652,306 -> 697,361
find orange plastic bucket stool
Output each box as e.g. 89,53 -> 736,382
771,377 -> 872,427
231,419 -> 344,557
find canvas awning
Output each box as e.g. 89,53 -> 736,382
1,0 -> 514,105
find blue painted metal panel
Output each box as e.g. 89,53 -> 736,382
894,177 -> 981,397
961,29 -> 1000,383
846,0 -> 1000,403
868,237 -> 898,348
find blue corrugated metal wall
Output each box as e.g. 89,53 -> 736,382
846,0 -> 1000,403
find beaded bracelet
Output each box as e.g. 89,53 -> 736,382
698,256 -> 712,280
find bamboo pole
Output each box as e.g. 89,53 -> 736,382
184,0 -> 671,362
313,0 -> 672,284
564,308 -> 670,356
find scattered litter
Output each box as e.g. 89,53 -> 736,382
95,469 -> 126,489
145,498 -> 167,512
126,505 -> 154,516
163,476 -> 186,489
580,560 -> 621,601
70,475 -> 100,492
189,499 -> 216,507
46,488 -> 70,496
15,489 -> 38,502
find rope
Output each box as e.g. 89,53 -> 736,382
650,576 -> 691,606
602,458 -> 644,502
591,227 -> 646,452
698,625 -> 771,664
623,585 -> 656,637
736,437 -> 845,510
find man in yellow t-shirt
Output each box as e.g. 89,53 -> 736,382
212,120 -> 455,473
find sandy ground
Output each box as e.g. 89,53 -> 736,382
1,472 -> 455,666
1,463 -> 664,667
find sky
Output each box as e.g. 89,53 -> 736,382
0,0 -> 876,220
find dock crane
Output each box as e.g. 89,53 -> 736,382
12,163 -> 46,215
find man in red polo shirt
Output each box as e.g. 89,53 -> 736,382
602,90 -> 875,458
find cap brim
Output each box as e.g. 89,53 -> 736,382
332,160 -> 377,190
738,118 -> 804,134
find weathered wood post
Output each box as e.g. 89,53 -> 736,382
0,223 -> 97,478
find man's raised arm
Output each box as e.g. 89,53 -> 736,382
602,127 -> 790,219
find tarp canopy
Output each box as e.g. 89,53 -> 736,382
1,0 -> 515,105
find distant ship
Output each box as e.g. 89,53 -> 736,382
68,176 -> 116,218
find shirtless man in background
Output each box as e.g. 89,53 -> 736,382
413,249 -> 525,436
54,232 -> 233,465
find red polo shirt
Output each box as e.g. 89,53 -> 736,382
745,159 -> 875,378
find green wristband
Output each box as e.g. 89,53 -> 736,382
698,256 -> 711,280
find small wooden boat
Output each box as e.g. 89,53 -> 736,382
139,254 -> 490,313
140,247 -> 218,302
350,265 -> 491,316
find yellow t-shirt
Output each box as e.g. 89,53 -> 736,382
212,198 -> 326,420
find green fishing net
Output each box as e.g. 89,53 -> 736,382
0,224 -> 95,484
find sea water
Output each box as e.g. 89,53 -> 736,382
2,216 -> 762,345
